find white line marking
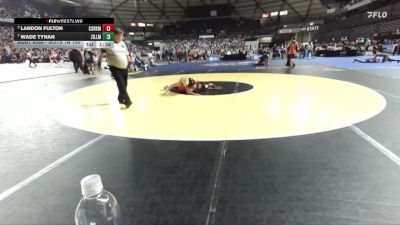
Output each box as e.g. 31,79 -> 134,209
375,89 -> 400,99
205,141 -> 227,225
350,125 -> 400,167
0,135 -> 106,202
0,73 -> 68,84
355,67 -> 400,70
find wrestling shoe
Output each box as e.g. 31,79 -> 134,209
125,100 -> 132,109
207,83 -> 216,89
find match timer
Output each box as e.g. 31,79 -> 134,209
14,18 -> 115,49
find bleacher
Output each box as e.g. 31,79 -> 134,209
316,1 -> 400,42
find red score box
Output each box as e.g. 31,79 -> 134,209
102,24 -> 115,32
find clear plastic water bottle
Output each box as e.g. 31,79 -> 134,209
75,174 -> 124,225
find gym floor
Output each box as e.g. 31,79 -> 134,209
1,57 -> 400,225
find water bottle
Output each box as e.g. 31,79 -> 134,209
75,174 -> 124,225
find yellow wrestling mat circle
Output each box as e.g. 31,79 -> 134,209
54,73 -> 386,140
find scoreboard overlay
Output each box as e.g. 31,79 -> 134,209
14,18 -> 115,49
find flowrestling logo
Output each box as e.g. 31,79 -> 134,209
367,11 -> 388,19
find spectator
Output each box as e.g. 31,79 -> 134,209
394,43 -> 399,56
69,49 -> 83,73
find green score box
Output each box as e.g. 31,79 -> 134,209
102,32 -> 114,41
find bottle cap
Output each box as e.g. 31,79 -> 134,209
80,174 -> 104,198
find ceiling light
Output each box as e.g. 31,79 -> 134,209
279,10 -> 288,15
59,0 -> 81,6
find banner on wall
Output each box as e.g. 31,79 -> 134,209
299,25 -> 319,32
208,55 -> 220,62
0,18 -> 13,23
259,36 -> 272,43
278,26 -> 319,34
199,35 -> 215,39
278,28 -> 300,34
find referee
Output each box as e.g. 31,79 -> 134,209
99,28 -> 132,108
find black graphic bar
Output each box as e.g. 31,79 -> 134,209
14,24 -> 105,32
14,32 -> 104,41
14,18 -> 113,24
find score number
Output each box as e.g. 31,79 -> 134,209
102,24 -> 115,41
103,32 -> 114,41
102,24 -> 114,32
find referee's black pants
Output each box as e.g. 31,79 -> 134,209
28,57 -> 37,67
73,60 -> 83,73
109,66 -> 131,104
